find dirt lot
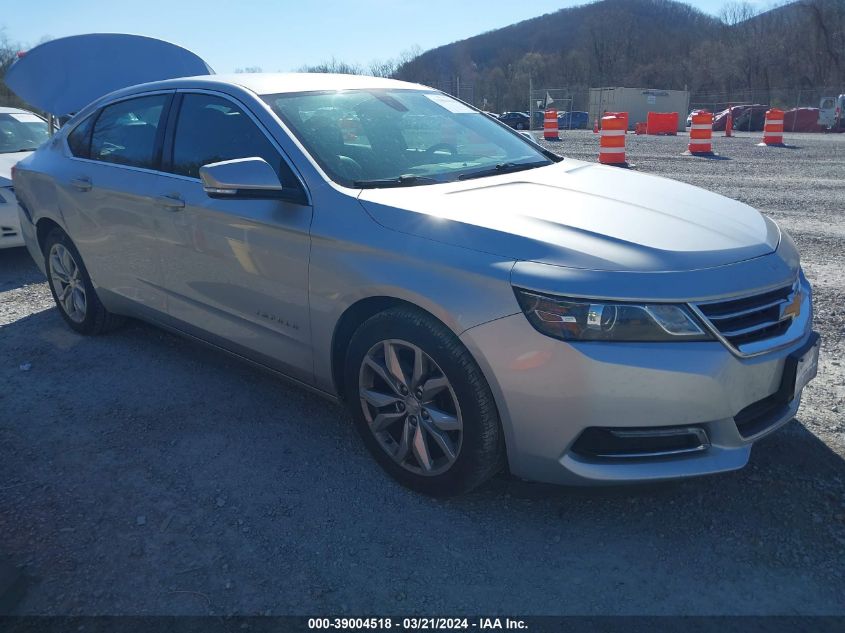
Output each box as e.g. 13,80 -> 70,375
1,130 -> 844,616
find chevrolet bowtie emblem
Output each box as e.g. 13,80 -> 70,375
782,289 -> 802,320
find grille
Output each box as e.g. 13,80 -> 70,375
695,283 -> 797,350
1,226 -> 18,238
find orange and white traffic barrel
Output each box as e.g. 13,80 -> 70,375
543,109 -> 559,141
762,108 -> 785,145
599,114 -> 627,166
688,111 -> 713,154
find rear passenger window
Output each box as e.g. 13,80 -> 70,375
169,94 -> 299,189
90,94 -> 169,168
67,114 -> 96,158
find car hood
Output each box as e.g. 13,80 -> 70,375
358,159 -> 779,272
0,152 -> 30,187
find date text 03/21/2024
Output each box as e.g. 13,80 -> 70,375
307,617 -> 528,630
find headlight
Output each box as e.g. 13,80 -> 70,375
514,288 -> 712,342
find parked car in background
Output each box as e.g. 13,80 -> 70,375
0,106 -> 50,249
713,105 -> 744,131
732,105 -> 769,132
558,110 -> 589,129
531,110 -> 589,130
499,111 -> 530,130
14,73 -> 818,496
686,109 -> 706,127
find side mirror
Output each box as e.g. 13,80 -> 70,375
200,157 -> 283,198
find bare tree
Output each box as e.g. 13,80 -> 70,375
297,57 -> 365,75
0,29 -> 30,109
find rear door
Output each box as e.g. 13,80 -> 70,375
59,92 -> 173,314
153,91 -> 314,383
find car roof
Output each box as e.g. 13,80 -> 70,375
75,72 -> 440,117
106,72 -> 433,100
212,72 -> 432,94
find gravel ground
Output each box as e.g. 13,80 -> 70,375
1,130 -> 844,616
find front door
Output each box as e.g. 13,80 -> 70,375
154,92 -> 314,383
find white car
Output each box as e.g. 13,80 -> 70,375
685,109 -> 705,128
0,106 -> 51,248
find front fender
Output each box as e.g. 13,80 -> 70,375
308,200 -> 519,394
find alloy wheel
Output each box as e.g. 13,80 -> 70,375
48,243 -> 87,323
359,339 -> 463,476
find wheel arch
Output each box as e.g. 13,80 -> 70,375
331,294 -> 511,487
330,295 -> 455,402
36,217 -> 64,255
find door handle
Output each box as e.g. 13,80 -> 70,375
70,177 -> 92,192
155,195 -> 185,210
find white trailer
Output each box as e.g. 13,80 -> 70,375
589,87 -> 690,132
818,94 -> 845,131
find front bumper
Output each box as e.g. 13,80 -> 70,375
0,187 -> 25,249
460,311 -> 815,486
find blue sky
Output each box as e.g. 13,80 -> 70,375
3,0 -> 772,73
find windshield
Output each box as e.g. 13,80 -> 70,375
262,89 -> 555,188
0,111 -> 50,153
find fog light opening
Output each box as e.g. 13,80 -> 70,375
571,426 -> 710,460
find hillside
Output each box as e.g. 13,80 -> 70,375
395,0 -> 845,112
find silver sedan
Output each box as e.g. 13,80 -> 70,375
13,73 -> 819,495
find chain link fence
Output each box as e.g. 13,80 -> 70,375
690,87 -> 839,112
690,86 -> 841,131
431,80 -> 594,125
432,79 -> 840,132
528,89 -> 573,130
427,79 -> 475,109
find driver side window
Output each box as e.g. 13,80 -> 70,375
168,93 -> 300,191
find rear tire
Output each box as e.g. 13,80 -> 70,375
44,228 -> 124,335
344,306 -> 505,496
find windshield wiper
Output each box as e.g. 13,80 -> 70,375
457,160 -> 549,181
353,174 -> 439,188
1,147 -> 39,153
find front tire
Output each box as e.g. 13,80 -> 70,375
344,306 -> 505,496
44,228 -> 124,335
